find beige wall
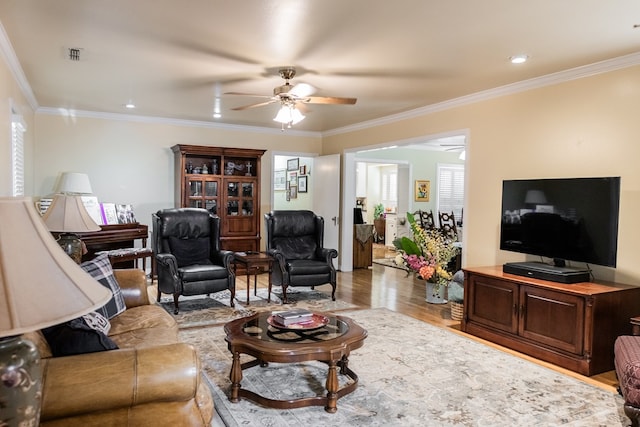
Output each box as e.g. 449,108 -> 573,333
325,65 -> 640,284
32,114 -> 322,244
0,54 -> 34,197
4,50 -> 639,284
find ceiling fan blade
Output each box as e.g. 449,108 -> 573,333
231,100 -> 277,111
289,83 -> 316,98
305,96 -> 357,105
224,92 -> 273,99
293,101 -> 310,114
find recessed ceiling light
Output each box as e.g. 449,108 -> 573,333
124,102 -> 136,109
213,113 -> 221,119
509,55 -> 529,64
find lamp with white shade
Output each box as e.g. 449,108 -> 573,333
57,172 -> 93,195
42,194 -> 101,263
0,197 -> 112,427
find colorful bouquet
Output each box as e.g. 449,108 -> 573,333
393,212 -> 460,289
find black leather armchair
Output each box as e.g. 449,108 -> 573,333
152,208 -> 235,314
264,210 -> 338,303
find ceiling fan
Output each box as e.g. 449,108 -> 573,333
225,67 -> 357,114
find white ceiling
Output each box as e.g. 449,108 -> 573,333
1,1 -> 639,133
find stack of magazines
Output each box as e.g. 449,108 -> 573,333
272,309 -> 313,326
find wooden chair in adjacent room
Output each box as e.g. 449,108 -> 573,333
414,209 -> 436,230
438,211 -> 458,240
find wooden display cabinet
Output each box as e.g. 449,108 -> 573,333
462,266 -> 640,376
172,145 -> 266,252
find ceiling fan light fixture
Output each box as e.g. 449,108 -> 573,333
273,103 -> 305,127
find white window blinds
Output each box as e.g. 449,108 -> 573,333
11,114 -> 26,196
381,168 -> 397,209
437,164 -> 464,221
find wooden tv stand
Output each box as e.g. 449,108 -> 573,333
462,266 -> 640,376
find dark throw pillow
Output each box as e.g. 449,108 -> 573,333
42,317 -> 118,357
168,236 -> 212,267
80,253 -> 126,319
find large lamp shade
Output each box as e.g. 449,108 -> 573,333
0,197 -> 111,427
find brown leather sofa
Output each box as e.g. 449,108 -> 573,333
25,269 -> 214,426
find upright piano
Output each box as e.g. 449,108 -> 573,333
77,223 -> 149,263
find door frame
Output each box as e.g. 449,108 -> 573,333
341,130 -> 470,272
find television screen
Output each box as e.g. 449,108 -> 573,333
500,177 -> 620,267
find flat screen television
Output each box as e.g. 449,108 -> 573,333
500,177 -> 621,270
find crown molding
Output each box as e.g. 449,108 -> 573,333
322,52 -> 640,137
36,107 -> 322,137
3,14 -> 638,138
0,22 -> 38,111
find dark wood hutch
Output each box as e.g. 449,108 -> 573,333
171,144 -> 266,252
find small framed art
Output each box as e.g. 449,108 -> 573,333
287,157 -> 299,171
415,180 -> 430,202
274,169 -> 286,190
298,175 -> 308,192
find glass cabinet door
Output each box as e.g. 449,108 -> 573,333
226,180 -> 255,217
186,177 -> 219,214
205,181 -> 218,197
189,180 -> 202,197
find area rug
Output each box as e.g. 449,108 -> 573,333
159,286 -> 357,329
179,308 -> 626,426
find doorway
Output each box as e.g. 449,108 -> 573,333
340,131 -> 468,272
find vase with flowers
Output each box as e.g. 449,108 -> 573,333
393,212 -> 460,303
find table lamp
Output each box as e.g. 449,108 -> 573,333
0,197 -> 112,427
57,172 -> 93,195
42,194 -> 101,263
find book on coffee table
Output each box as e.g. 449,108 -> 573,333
272,309 -> 313,326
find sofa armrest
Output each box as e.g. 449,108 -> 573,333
631,316 -> 640,335
113,268 -> 150,308
41,343 -> 201,421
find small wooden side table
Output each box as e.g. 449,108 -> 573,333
100,247 -> 154,277
233,252 -> 274,304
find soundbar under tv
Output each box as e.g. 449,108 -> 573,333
503,262 -> 590,284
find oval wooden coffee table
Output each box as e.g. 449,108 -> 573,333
224,311 -> 367,413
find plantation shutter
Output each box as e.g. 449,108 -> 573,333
11,113 -> 26,196
437,164 -> 464,221
381,167 -> 397,210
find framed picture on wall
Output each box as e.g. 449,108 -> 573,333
298,175 -> 308,192
289,171 -> 297,185
290,185 -> 298,199
287,157 -> 299,171
415,180 -> 430,202
274,169 -> 286,190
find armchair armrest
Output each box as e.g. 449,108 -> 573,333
317,247 -> 338,263
41,343 -> 201,421
113,269 -> 149,308
267,248 -> 286,269
155,253 -> 183,296
211,249 -> 235,269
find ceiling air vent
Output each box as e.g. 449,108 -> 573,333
68,48 -> 81,61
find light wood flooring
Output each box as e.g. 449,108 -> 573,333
236,244 -> 619,393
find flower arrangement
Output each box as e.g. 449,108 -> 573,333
393,212 -> 460,290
